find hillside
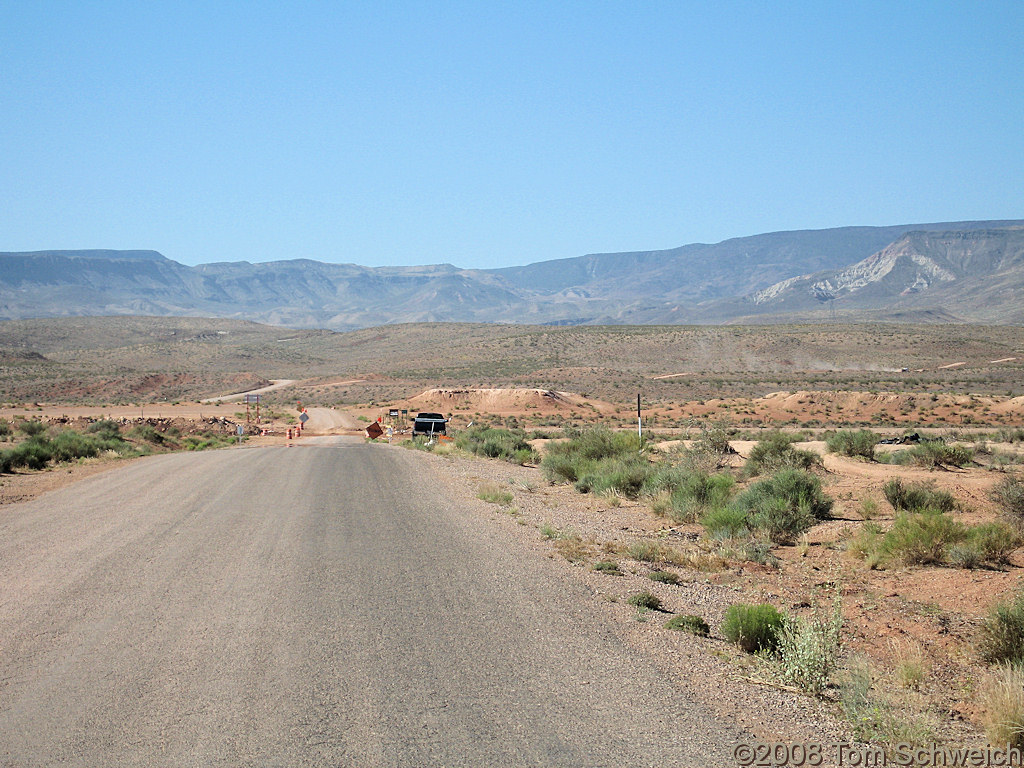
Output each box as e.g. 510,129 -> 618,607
2,316 -> 1022,407
1,220 -> 1022,328
738,228 -> 1024,323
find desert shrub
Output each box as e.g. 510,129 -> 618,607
826,429 -> 879,460
860,498 -> 880,519
996,428 -> 1024,444
549,426 -> 640,462
592,560 -> 622,575
701,506 -> 749,538
627,591 -> 662,611
847,521 -> 885,561
734,537 -> 779,566
980,663 -> 1024,748
510,448 -> 535,465
693,422 -> 733,455
722,603 -> 785,653
774,595 -> 842,695
86,419 -> 122,439
963,522 -> 1023,566
750,495 -> 818,544
572,455 -> 654,498
456,426 -> 538,465
876,450 -> 912,465
7,439 -> 53,470
907,441 -> 974,468
746,431 -> 821,477
882,478 -> 955,513
17,420 -> 47,437
48,431 -> 103,462
181,432 -> 234,451
0,425 -> 136,472
542,427 -> 651,497
540,453 -> 580,483
947,543 -> 982,570
128,424 -> 166,444
0,418 -> 10,437
980,590 -> 1024,665
853,518 -> 1019,570
728,469 -> 832,543
992,474 -> 1024,527
666,472 -> 734,522
664,614 -> 710,636
880,510 -> 967,565
648,570 -> 680,584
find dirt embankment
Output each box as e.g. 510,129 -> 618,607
404,387 -> 617,417
674,390 -> 1024,425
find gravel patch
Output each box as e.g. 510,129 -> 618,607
401,444 -> 856,748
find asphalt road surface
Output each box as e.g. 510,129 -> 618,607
0,437 -> 749,767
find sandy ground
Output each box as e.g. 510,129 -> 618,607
302,407 -> 363,433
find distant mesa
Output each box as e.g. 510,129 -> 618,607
2,220 -> 1023,329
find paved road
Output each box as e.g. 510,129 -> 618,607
0,438 -> 748,767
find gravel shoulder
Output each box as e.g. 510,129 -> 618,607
400,444 -> 856,747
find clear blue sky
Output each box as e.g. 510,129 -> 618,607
1,1 -> 1021,268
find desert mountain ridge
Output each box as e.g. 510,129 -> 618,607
2,220 -> 1022,329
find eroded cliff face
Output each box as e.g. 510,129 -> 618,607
2,222 -> 1023,328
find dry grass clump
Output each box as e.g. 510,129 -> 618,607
993,474 -> 1024,528
553,534 -> 592,563
980,589 -> 1024,665
979,664 -> 1024,748
476,481 -> 513,505
617,539 -> 725,572
840,656 -> 936,745
890,639 -> 928,690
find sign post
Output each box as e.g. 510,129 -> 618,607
637,393 -> 642,443
245,394 -> 261,423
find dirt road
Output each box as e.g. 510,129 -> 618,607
0,438 -> 748,767
302,406 -> 363,433
200,379 -> 298,403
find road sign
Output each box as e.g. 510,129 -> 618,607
236,424 -> 244,436
299,412 -> 309,424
